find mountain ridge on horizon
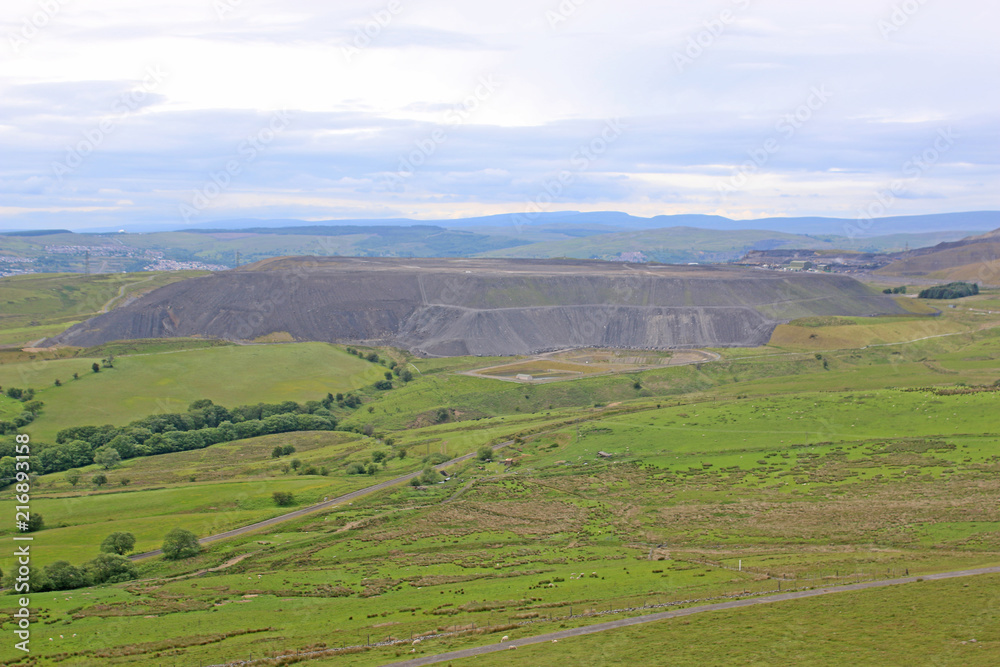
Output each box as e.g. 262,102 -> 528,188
53,210 -> 1000,237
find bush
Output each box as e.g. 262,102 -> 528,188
92,473 -> 108,488
477,445 -> 493,462
420,466 -> 441,485
44,561 -> 88,590
25,512 -> 44,532
162,528 -> 201,560
371,450 -> 388,463
423,452 -> 450,465
272,491 -> 295,506
100,532 -> 137,555
85,553 -> 137,584
345,462 -> 366,475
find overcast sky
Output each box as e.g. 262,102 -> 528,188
1,0 -> 997,230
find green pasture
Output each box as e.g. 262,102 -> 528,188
0,271 -> 206,344
0,299 -> 998,665
1,342 -> 385,441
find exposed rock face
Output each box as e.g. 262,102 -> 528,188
44,257 -> 907,356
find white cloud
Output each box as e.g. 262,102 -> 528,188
0,0 -> 997,229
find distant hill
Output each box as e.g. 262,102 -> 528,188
876,228 -> 1000,284
3,212 -> 996,273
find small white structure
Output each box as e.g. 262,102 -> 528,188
515,374 -> 533,381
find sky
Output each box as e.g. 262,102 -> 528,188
0,0 -> 997,231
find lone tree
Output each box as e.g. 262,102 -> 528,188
65,469 -> 81,487
91,362 -> 100,373
272,491 -> 294,507
100,531 -> 137,556
92,473 -> 108,488
161,528 -> 201,560
93,446 -> 121,470
25,512 -> 45,532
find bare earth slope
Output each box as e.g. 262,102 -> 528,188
44,257 -> 907,356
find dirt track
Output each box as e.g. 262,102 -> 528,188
45,257 -> 907,355
129,441 -> 509,561
386,565 -> 1000,667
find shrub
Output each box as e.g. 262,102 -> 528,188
44,561 -> 88,590
272,491 -> 295,506
85,553 -> 137,584
25,512 -> 45,532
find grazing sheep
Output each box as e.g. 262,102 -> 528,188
500,635 -> 509,643
412,639 -> 421,645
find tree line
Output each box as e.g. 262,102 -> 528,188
918,281 -> 979,299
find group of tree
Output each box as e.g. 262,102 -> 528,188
343,348 -> 413,382
3,531 -> 137,593
882,286 -> 907,294
30,398 -> 341,477
918,282 -> 979,299
0,387 -> 43,434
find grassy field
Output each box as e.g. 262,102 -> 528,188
0,271 -> 207,346
1,342 -> 386,441
0,290 -> 998,666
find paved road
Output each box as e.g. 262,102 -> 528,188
130,442 -> 509,561
385,565 -> 1000,667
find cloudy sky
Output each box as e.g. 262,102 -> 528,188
1,0 -> 997,231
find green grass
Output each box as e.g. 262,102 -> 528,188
1,342 -> 386,441
434,574 -> 1000,667
0,271 -> 206,345
1,307 -> 1000,665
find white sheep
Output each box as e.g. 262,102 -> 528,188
500,635 -> 509,643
